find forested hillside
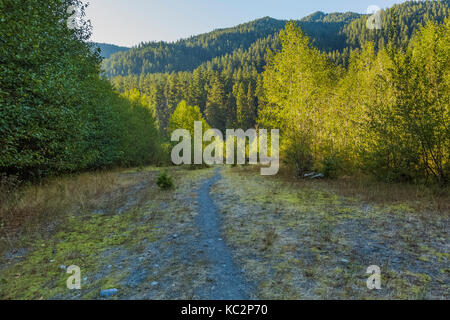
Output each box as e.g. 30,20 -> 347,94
93,42 -> 129,59
0,0 -> 163,179
102,13 -> 364,77
110,0 -> 449,185
103,1 -> 449,78
343,0 -> 450,50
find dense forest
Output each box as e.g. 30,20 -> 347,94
1,0 -> 448,185
102,1 -> 449,77
109,0 -> 449,185
0,0 -> 164,179
102,14 -> 360,77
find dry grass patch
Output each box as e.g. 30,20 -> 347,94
236,165 -> 449,215
0,168 -> 157,256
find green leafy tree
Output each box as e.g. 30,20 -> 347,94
262,22 -> 336,175
168,100 -> 209,135
0,0 -> 164,178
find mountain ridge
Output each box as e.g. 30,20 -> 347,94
102,1 -> 449,77
102,13 -> 362,77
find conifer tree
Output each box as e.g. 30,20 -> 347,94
205,75 -> 227,131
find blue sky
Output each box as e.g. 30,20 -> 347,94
86,0 -> 407,47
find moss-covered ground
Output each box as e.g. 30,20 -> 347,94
0,167 -> 214,299
211,167 -> 449,299
0,165 -> 448,299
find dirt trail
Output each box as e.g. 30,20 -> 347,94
195,169 -> 251,299
1,167 -> 448,300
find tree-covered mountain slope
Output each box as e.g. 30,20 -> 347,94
342,0 -> 450,50
102,13 -> 362,77
93,42 -> 130,59
103,1 -> 449,77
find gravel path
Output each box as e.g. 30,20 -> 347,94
195,169 -> 251,300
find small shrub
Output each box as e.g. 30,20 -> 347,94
282,132 -> 314,177
156,171 -> 174,190
322,154 -> 344,179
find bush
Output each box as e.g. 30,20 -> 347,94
156,171 -> 174,190
282,131 -> 314,177
321,154 -> 344,179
